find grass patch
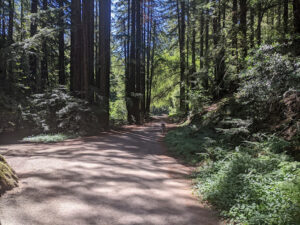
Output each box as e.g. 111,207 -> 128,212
165,127 -> 300,225
22,133 -> 75,143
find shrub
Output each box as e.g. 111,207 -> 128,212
21,87 -> 101,135
194,139 -> 300,225
237,45 -> 300,123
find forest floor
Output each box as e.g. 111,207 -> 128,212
0,117 -> 220,225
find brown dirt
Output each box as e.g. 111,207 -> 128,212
0,117 -> 220,225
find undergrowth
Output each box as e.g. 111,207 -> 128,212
165,45 -> 300,225
166,127 -> 300,225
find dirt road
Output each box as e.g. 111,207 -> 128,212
0,118 -> 219,225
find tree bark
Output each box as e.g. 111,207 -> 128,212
191,0 -> 196,90
134,0 -> 142,124
58,0 -> 65,85
239,0 -> 248,59
232,0 -> 238,53
8,0 -> 14,45
127,0 -> 136,123
177,0 -> 186,114
283,0 -> 289,37
83,0 -> 94,101
70,0 -> 82,96
204,0 -> 210,90
98,0 -> 111,128
30,0 -> 38,91
250,7 -> 255,48
41,0 -> 49,90
257,2 -> 262,46
294,0 -> 300,55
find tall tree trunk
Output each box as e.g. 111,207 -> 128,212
8,0 -> 14,45
204,0 -> 210,90
213,0 -> 225,99
239,0 -> 248,59
58,0 -> 65,85
98,0 -> 111,128
283,0 -> 289,39
250,7 -> 255,48
134,0 -> 142,124
7,0 -> 14,84
257,2 -> 262,46
145,0 -> 152,116
232,0 -> 238,53
191,0 -> 196,90
127,0 -> 136,123
177,0 -> 186,114
1,7 -> 5,43
278,0 -> 282,33
125,0 -> 131,121
30,0 -> 38,91
70,0 -> 82,96
141,0 -> 146,121
294,0 -> 300,55
147,20 -> 156,116
41,0 -> 48,90
199,7 -> 204,70
83,0 -> 94,101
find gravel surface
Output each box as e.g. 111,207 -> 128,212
0,118 -> 220,225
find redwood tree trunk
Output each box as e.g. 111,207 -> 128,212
30,0 -> 38,91
294,0 -> 300,55
70,0 -> 82,95
240,0 -> 248,59
41,0 -> 49,90
98,0 -> 111,128
134,0 -> 142,124
127,0 -> 136,123
83,0 -> 94,101
177,0 -> 186,114
58,0 -> 65,85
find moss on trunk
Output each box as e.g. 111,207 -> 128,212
0,155 -> 18,195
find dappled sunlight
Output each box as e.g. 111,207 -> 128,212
0,120 -> 219,225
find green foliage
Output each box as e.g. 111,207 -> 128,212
21,87 -> 101,135
166,125 -> 300,225
22,133 -> 74,143
195,140 -> 300,225
165,126 -> 221,164
165,46 -> 300,223
237,45 -> 300,122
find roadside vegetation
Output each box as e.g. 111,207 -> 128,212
166,46 -> 300,225
0,0 -> 300,223
22,133 -> 75,143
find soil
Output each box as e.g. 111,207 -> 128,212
0,117 -> 220,225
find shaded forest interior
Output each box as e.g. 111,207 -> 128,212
0,0 -> 299,129
0,0 -> 300,224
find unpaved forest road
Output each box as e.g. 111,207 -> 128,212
0,117 -> 220,225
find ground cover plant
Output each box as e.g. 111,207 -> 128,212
166,46 -> 300,225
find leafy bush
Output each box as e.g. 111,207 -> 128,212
21,87 -> 102,135
165,126 -> 224,164
195,140 -> 300,225
166,126 -> 300,224
237,45 -> 300,123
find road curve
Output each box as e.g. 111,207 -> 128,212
0,118 -> 220,225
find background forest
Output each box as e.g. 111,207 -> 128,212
0,0 -> 300,224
